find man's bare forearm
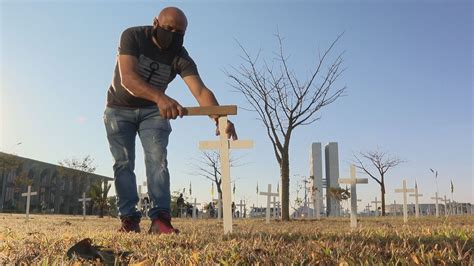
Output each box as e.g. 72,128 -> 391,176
195,88 -> 221,120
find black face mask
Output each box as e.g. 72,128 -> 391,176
154,26 -> 184,51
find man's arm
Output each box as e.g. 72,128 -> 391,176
118,54 -> 184,119
183,74 -> 238,140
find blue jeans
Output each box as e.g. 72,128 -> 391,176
103,106 -> 171,220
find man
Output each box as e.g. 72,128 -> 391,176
176,193 -> 184,218
104,7 -> 237,234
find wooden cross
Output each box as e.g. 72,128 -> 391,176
21,185 -> 37,220
198,112 -> 253,233
409,181 -> 423,218
236,200 -> 246,218
390,200 -> 399,216
394,179 -> 415,223
191,198 -> 201,219
78,192 -> 91,221
260,184 -> 279,224
365,203 -> 372,215
441,195 -> 451,217
338,165 -> 368,228
430,192 -> 442,218
371,197 -> 382,217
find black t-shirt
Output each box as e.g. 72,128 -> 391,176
107,26 -> 199,108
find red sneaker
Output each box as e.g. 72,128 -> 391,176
148,212 -> 179,235
118,217 -> 141,233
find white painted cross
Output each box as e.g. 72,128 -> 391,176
371,197 -> 382,217
409,181 -> 423,218
21,185 -> 37,220
394,179 -> 415,223
191,198 -> 201,219
338,165 -> 368,228
390,200 -> 398,216
199,116 -> 253,234
365,203 -> 372,215
260,184 -> 279,224
430,192 -> 442,218
78,192 -> 91,221
236,200 -> 245,218
441,195 -> 451,217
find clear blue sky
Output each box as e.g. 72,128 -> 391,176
1,0 -> 472,210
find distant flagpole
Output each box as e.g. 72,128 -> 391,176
450,179 -> 454,204
256,182 -> 259,208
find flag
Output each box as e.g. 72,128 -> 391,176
277,183 -> 279,193
211,182 -> 215,198
256,182 -> 259,194
233,182 -> 236,195
189,181 -> 192,196
450,180 -> 454,193
415,181 -> 418,189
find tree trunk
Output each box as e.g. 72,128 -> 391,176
381,181 -> 386,216
281,149 -> 290,221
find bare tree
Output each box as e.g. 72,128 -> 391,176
89,179 -> 111,218
192,151 -> 223,200
227,33 -> 346,220
0,152 -> 22,211
353,149 -> 403,216
189,151 -> 245,216
58,155 -> 97,214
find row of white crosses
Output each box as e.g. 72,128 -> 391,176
22,185 -> 94,221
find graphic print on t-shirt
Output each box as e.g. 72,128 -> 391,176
137,55 -> 171,90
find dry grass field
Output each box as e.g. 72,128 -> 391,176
0,213 -> 473,264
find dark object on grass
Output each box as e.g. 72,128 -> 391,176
66,238 -> 132,264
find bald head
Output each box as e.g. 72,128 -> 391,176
153,7 -> 188,34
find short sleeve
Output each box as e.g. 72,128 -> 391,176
117,28 -> 139,57
175,48 -> 199,78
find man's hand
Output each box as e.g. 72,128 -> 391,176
215,119 -> 238,140
155,92 -> 184,120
